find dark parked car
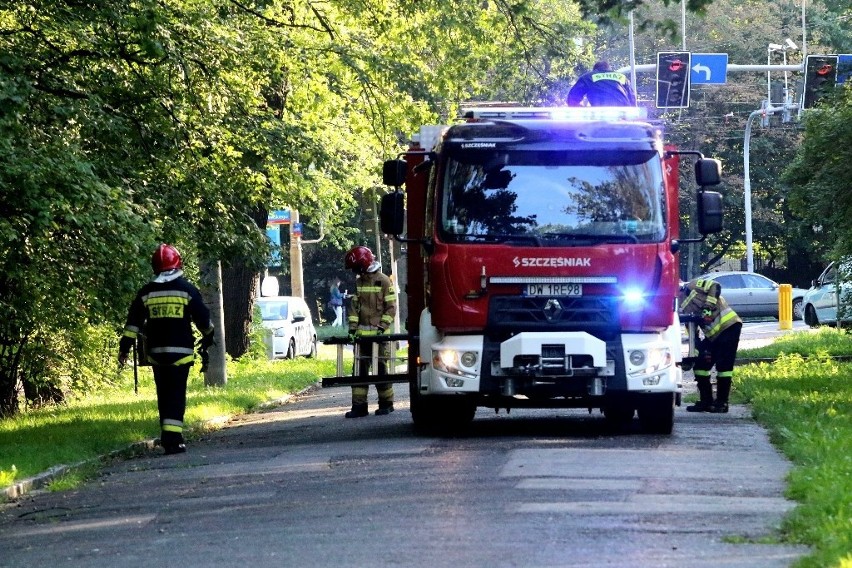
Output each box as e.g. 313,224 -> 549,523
696,271 -> 807,320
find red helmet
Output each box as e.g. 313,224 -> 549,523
345,246 -> 375,273
151,243 -> 182,273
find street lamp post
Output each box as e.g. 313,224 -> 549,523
745,40 -> 799,273
767,40 -> 798,108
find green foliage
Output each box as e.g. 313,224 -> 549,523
736,329 -> 852,567
244,304 -> 270,361
0,0 -> 591,416
784,85 -> 852,261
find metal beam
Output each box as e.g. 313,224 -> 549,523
618,63 -> 804,74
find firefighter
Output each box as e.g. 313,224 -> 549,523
567,60 -> 637,107
344,245 -> 397,418
679,278 -> 743,413
118,243 -> 215,454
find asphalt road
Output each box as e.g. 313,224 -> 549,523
0,378 -> 809,567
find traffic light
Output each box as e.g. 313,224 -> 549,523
802,55 -> 838,109
656,52 -> 691,108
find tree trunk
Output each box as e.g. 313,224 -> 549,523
221,206 -> 268,359
200,261 -> 227,386
222,261 -> 259,359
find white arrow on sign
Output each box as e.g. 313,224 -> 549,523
692,63 -> 712,81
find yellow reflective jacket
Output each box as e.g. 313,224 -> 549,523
679,278 -> 741,341
348,270 -> 397,335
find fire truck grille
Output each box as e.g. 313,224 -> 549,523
488,295 -> 619,333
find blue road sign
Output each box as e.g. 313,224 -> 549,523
838,54 -> 852,85
691,53 -> 728,85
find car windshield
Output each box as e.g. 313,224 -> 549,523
438,149 -> 666,245
259,301 -> 289,321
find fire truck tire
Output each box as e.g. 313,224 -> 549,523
637,393 -> 675,434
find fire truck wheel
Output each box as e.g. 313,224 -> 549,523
637,393 -> 675,434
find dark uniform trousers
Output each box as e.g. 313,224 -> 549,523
153,363 -> 191,447
693,321 -> 742,405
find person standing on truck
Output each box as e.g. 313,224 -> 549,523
567,60 -> 637,107
344,245 -> 397,418
679,278 -> 742,414
118,243 -> 215,454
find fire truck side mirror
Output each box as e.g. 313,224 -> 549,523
379,192 -> 405,236
695,158 -> 721,186
697,191 -> 723,235
382,159 -> 407,187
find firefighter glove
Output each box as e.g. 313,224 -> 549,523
197,333 -> 214,351
199,349 -> 210,372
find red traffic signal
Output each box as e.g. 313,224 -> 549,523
656,52 -> 691,109
802,55 -> 839,109
668,60 -> 686,72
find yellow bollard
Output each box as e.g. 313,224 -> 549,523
778,283 -> 792,330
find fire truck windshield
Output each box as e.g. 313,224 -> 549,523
438,149 -> 666,246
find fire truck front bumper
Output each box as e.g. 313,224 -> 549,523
426,331 -> 678,395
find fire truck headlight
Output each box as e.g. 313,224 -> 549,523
460,351 -> 478,368
628,350 -> 646,366
628,347 -> 672,377
432,349 -> 478,378
648,347 -> 671,369
434,350 -> 458,370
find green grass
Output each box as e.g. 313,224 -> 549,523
735,328 -> 852,567
737,327 -> 852,360
1,336 -> 347,493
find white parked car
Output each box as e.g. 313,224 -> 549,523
256,296 -> 317,359
802,262 -> 852,327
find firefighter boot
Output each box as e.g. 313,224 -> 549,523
710,376 -> 731,413
375,400 -> 395,416
161,431 -> 187,455
686,377 -> 714,412
345,403 -> 369,418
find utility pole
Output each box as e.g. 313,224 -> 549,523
289,208 -> 303,298
287,207 -> 324,300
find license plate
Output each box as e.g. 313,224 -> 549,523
525,283 -> 583,297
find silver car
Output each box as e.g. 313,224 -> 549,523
256,296 -> 318,359
696,271 -> 807,320
802,262 -> 852,327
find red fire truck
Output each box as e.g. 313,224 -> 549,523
347,106 -> 722,435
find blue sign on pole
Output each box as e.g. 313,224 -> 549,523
268,209 -> 291,225
266,226 -> 282,267
838,54 -> 852,85
690,53 -> 728,85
